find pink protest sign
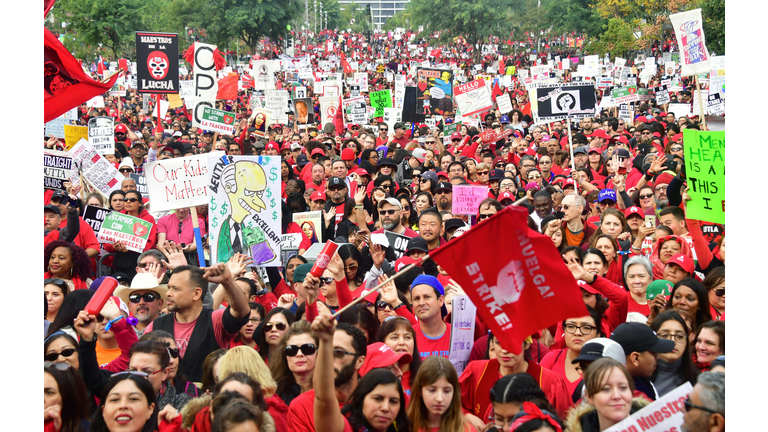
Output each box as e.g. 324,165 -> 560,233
452,185 -> 490,215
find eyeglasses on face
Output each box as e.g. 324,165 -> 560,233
263,322 -> 288,332
657,332 -> 687,343
477,213 -> 494,220
639,193 -> 654,200
285,343 -> 317,357
671,146 -> 683,152
564,323 -> 596,334
248,317 -> 262,325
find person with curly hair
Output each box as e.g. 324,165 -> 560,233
44,240 -> 93,290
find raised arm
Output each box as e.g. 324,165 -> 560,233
311,315 -> 348,432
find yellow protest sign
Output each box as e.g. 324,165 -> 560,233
64,125 -> 88,150
168,93 -> 184,108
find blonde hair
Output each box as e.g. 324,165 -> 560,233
218,346 -> 277,397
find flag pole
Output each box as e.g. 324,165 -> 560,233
101,68 -> 124,84
695,75 -> 707,129
566,116 -> 578,193
331,258 -> 424,319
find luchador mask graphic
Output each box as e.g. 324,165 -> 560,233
147,51 -> 169,80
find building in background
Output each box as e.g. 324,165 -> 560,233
338,0 -> 410,31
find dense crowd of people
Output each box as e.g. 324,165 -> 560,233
43,25 -> 725,432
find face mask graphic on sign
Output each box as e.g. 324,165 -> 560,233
147,51 -> 169,80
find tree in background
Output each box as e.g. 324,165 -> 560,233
699,0 -> 724,54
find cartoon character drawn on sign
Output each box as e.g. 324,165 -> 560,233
216,161 -> 276,264
429,71 -> 454,115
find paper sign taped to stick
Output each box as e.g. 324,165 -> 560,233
144,151 -> 224,212
88,117 -> 115,154
68,139 -> 122,195
604,382 -> 692,432
293,211 -> 323,245
64,125 -> 89,150
207,155 -> 283,266
200,107 -> 236,134
97,211 -> 153,252
280,233 -> 302,251
44,150 -> 73,190
452,185 -> 490,214
448,295 -> 476,373
683,130 -> 724,224
264,90 -> 289,125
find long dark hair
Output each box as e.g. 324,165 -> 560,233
45,362 -> 91,432
89,374 -> 158,432
665,278 -> 713,330
256,308 -> 295,361
650,311 -> 700,386
46,289 -> 94,337
341,369 -> 412,432
124,190 -> 145,213
44,240 -> 93,281
338,303 -> 379,345
338,244 -> 365,286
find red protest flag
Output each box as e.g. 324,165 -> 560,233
521,101 -> 531,117
491,80 -> 503,102
44,28 -> 118,123
216,74 -> 238,100
44,0 -> 55,17
430,48 -> 441,58
340,51 -> 353,74
498,55 -> 505,75
429,205 -> 587,355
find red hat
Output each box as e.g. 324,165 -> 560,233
625,206 -> 644,219
668,254 -> 694,275
562,178 -> 576,188
577,279 -> 599,295
450,131 -> 462,140
353,168 -> 371,178
590,129 -> 610,140
588,146 -> 602,154
266,141 -> 279,151
311,148 -> 326,157
341,148 -> 356,161
635,116 -> 648,123
281,142 -> 292,151
614,135 -> 629,145
359,342 -> 411,376
394,256 -> 420,272
652,132 -> 661,138
660,112 -> 668,117
655,172 -> 674,186
499,191 -> 515,202
115,124 -> 128,133
672,133 -> 683,142
437,171 -> 450,179
310,191 -> 326,202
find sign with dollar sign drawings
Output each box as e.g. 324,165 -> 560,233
207,154 -> 282,267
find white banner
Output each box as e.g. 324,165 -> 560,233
448,295 -> 477,374
88,117 -> 115,155
252,60 -> 276,90
68,139 -> 122,196
319,96 -> 339,128
208,155 -> 282,267
605,383 -> 692,432
192,42 -> 219,128
144,152 -> 224,212
496,93 -> 513,113
669,9 -> 711,76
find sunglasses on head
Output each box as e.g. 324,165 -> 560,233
263,322 -> 287,332
44,348 -> 77,362
129,293 -> 160,303
285,343 -> 317,357
44,278 -> 68,289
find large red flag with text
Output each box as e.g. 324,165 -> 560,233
44,28 -> 118,123
430,206 -> 587,355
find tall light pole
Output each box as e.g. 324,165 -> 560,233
319,2 -> 323,33
314,0 -> 317,35
324,11 -> 327,31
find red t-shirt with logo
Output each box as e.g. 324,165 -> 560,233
414,322 -> 452,360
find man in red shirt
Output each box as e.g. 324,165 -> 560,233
371,198 -> 418,238
287,322 -> 368,432
388,122 -> 410,148
411,274 -> 451,360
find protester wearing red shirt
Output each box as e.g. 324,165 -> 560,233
411,275 -> 451,360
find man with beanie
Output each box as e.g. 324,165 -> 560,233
610,322 -> 675,401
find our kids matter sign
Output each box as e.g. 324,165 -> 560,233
683,130 -> 724,224
144,152 -> 224,212
207,155 -> 282,267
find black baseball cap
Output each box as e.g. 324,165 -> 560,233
406,237 -> 429,254
444,218 -> 466,233
435,181 -> 453,192
50,190 -> 67,201
610,322 -> 675,355
44,204 -> 61,216
328,177 -> 346,188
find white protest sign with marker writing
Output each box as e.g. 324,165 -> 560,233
604,382 -> 692,432
264,90 -> 289,125
449,295 -> 476,374
454,78 -> 493,117
144,151 -> 224,212
86,96 -> 105,108
179,80 -> 194,109
496,93 -> 513,113
88,117 -> 115,155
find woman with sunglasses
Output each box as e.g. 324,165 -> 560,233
703,267 -> 725,321
103,190 -> 158,279
649,311 -> 700,397
269,320 -> 319,406
45,277 -> 69,323
256,308 -> 295,366
44,240 -> 93,290
45,331 -> 81,371
44,361 -> 91,432
218,345 -> 289,431
89,372 -> 181,432
338,244 -> 367,294
631,185 -> 656,215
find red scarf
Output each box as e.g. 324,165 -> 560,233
605,259 -> 624,287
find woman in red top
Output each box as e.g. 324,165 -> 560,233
377,316 -> 423,399
44,240 -> 92,291
703,267 -> 725,321
408,356 -> 476,432
623,256 -> 655,316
